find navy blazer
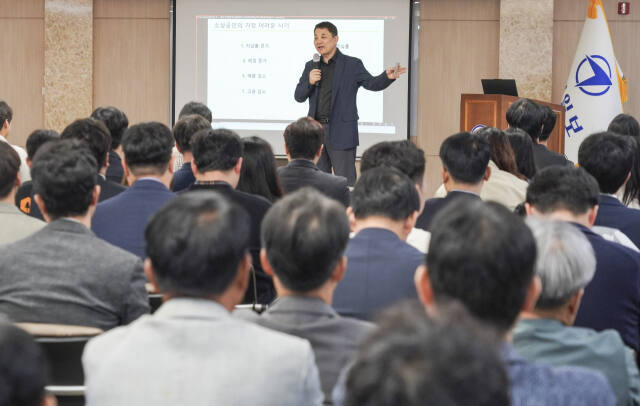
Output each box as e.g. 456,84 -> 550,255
416,190 -> 481,231
595,194 -> 640,249
278,159 -> 350,206
294,49 -> 394,150
572,223 -> 640,353
92,179 -> 175,259
333,228 -> 423,321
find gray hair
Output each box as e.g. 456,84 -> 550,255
526,218 -> 596,309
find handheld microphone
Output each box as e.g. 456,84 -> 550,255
313,53 -> 321,87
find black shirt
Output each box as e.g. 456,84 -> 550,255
315,51 -> 338,121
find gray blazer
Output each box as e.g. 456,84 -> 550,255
0,218 -> 149,330
83,298 -> 324,406
0,202 -> 44,246
246,296 -> 375,403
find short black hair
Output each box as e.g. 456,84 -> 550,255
0,323 -> 50,406
579,132 -> 632,194
191,128 -> 243,173
526,166 -> 600,215
179,101 -> 212,123
237,136 -> 283,202
31,139 -> 98,219
539,105 -> 557,142
261,188 -> 350,292
60,118 -> 111,169
427,199 -> 537,332
506,98 -> 544,141
25,129 -> 59,161
0,142 -> 20,199
314,21 -> 338,37
122,122 -> 174,176
283,117 -> 323,160
361,140 -> 426,185
608,113 -> 640,137
90,106 -> 129,150
345,302 -> 509,406
351,166 -> 420,221
505,127 -> 537,179
145,191 -> 250,296
172,114 -> 211,153
0,101 -> 13,125
439,132 -> 490,184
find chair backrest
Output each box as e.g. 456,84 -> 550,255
37,336 -> 90,386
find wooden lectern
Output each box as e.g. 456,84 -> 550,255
460,94 -> 566,155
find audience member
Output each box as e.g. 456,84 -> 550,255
172,101 -> 213,170
0,101 -> 30,183
92,122 -> 176,259
525,166 -> 640,353
171,114 -> 210,192
608,113 -> 640,138
333,167 -> 422,320
579,132 -> 640,248
237,136 -> 284,202
417,132 -> 489,230
60,118 -> 126,202
506,127 -> 537,180
0,140 -> 149,330
248,188 -> 375,400
609,113 -> 640,209
514,218 -> 640,406
91,106 -> 129,183
413,198 -> 615,405
506,98 -> 544,141
278,117 -> 349,206
188,128 -> 274,304
0,142 -> 43,245
83,192 -> 323,405
532,105 -> 573,169
14,129 -> 59,220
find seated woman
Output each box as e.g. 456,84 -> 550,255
506,127 -> 537,180
237,136 -> 284,203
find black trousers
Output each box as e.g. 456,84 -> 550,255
317,123 -> 357,186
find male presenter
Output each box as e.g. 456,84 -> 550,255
294,21 -> 406,185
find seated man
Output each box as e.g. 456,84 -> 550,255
0,140 -> 149,330
0,142 -> 44,245
514,218 -> 640,406
413,199 -> 615,405
579,132 -> 640,248
278,117 -> 350,206
526,166 -> 640,353
333,167 -> 422,320
415,132 -> 489,231
83,192 -> 323,405
0,101 -> 30,183
92,122 -> 176,259
248,188 -> 375,400
171,114 -> 210,192
91,106 -> 129,184
188,128 -> 274,304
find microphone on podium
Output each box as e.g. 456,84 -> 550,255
313,53 -> 321,87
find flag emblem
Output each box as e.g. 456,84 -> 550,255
576,55 -> 612,96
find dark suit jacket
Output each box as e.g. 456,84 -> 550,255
106,151 -> 124,183
0,219 -> 149,330
595,194 -> 640,249
92,179 -> 175,259
333,228 -> 424,321
416,190 -> 481,231
98,175 -> 126,202
171,162 -> 195,192
247,296 -> 375,403
278,159 -> 350,206
533,143 -> 573,170
294,49 -> 394,150
186,182 -> 275,304
573,223 -> 640,352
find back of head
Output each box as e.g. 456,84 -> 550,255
25,130 -> 60,161
505,98 -> 544,141
145,191 -> 250,296
90,106 -> 129,150
191,128 -> 243,173
31,139 -> 98,219
505,127 -> 537,179
237,136 -> 283,202
360,140 -> 426,185
608,113 -> 640,137
314,21 -> 338,36
579,131 -> 633,194
172,114 -> 211,153
283,117 -> 323,160
122,122 -> 174,177
539,105 -> 557,142
261,188 -> 350,292
475,127 -> 521,177
179,101 -> 212,123
351,166 -> 420,221
439,132 -> 490,184
0,323 -> 50,406
526,218 -> 595,310
526,166 -> 599,215
427,199 -> 537,332
0,142 -> 20,199
345,302 -> 509,406
0,101 -> 12,126
60,118 -> 111,169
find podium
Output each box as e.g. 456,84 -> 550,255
460,94 -> 566,155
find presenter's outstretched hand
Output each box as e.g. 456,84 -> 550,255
309,69 -> 322,85
386,65 -> 407,80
